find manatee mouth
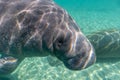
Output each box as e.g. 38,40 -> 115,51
63,50 -> 96,70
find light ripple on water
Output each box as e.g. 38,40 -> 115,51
4,57 -> 118,80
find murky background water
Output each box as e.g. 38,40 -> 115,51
1,0 -> 120,80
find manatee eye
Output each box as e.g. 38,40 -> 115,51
57,39 -> 64,48
54,35 -> 65,50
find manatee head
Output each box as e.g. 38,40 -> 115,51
52,13 -> 96,70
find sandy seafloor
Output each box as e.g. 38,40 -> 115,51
1,0 -> 120,80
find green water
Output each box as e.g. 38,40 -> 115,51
1,0 -> 120,80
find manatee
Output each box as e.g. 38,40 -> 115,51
47,29 -> 120,66
87,29 -> 120,58
0,0 -> 95,75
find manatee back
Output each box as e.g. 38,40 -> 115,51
0,0 -> 55,56
87,30 -> 120,58
0,0 -> 71,57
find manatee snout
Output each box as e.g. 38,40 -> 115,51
64,33 -> 96,70
53,31 -> 96,70
64,46 -> 96,70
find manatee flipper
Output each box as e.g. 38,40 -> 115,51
0,55 -> 23,75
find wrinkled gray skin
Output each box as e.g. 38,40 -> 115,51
48,30 -> 120,67
0,0 -> 95,75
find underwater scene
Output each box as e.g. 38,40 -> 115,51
1,0 -> 120,80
